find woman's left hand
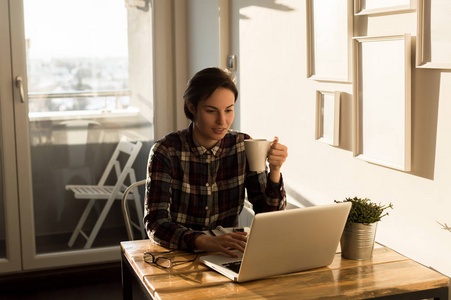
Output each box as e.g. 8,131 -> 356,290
267,137 -> 288,182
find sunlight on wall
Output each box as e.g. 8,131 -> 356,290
233,0 -> 451,278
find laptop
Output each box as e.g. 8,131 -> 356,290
200,202 -> 351,282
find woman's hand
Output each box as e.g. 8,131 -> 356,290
267,136 -> 288,183
194,232 -> 248,257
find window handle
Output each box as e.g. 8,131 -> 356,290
15,76 -> 25,103
227,55 -> 237,71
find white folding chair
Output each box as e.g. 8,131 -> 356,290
55,120 -> 103,221
66,140 -> 144,248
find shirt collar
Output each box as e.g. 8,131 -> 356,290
187,123 -> 225,157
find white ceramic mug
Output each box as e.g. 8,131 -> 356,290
244,139 -> 271,172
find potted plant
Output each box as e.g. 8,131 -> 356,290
335,197 -> 393,260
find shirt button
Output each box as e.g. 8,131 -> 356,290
205,206 -> 209,210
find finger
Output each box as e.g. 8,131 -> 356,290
229,232 -> 248,241
270,148 -> 288,160
271,142 -> 287,152
268,155 -> 286,163
271,136 -> 279,148
231,240 -> 247,252
268,156 -> 287,168
221,247 -> 240,258
225,234 -> 247,248
219,240 -> 246,256
272,151 -> 288,162
269,148 -> 287,157
222,234 -> 247,252
268,150 -> 288,162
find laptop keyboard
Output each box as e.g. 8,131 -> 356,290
223,261 -> 242,273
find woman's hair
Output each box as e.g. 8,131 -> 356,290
183,67 -> 238,120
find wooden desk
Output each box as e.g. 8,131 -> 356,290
121,240 -> 449,300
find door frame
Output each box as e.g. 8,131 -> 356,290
8,0 -> 142,271
0,0 -> 23,274
3,0 -> 189,272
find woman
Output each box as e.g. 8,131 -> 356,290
144,67 -> 288,257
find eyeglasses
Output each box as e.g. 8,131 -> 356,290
143,250 -> 199,269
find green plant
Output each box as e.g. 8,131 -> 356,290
335,197 -> 393,225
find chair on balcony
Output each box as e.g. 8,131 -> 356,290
66,140 -> 144,249
55,120 -> 103,221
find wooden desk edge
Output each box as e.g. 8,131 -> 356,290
121,241 -> 450,300
121,245 -> 155,300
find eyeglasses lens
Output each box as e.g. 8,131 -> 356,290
155,257 -> 172,268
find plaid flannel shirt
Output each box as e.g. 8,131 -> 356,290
144,124 -> 286,250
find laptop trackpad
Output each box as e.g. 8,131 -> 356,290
200,252 -> 243,275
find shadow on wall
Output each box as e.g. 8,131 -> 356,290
336,92 -> 353,154
411,64 -> 441,180
284,184 -> 315,208
236,0 -> 295,20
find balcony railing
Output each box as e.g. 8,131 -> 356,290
28,89 -> 131,99
27,89 -> 136,121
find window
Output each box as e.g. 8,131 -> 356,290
24,0 -> 131,115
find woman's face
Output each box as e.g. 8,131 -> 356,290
190,87 -> 235,149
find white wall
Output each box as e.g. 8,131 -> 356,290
224,0 -> 451,279
187,0 -> 221,76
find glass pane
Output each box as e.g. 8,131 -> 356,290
25,1 -> 130,113
23,0 -> 154,254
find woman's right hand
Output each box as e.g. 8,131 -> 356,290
194,232 -> 248,257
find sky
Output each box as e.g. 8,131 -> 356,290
24,0 -> 128,59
